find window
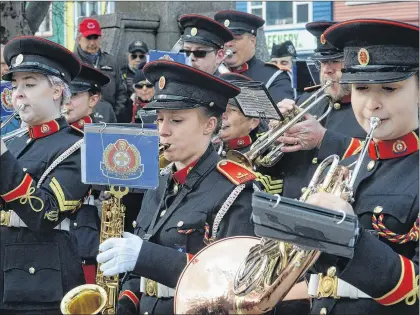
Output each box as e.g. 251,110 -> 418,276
35,3 -> 53,37
247,1 -> 312,29
74,1 -> 115,31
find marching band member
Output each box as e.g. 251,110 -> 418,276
302,19 -> 418,315
179,14 -> 234,75
0,37 -> 89,314
273,21 -> 367,199
214,10 -> 294,103
97,61 -> 256,315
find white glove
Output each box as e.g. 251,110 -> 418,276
97,232 -> 143,277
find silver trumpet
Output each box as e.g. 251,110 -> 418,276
217,49 -> 233,74
1,103 -> 26,130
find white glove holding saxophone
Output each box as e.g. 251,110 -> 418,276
97,232 -> 143,277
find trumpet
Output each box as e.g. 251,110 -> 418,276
227,80 -> 334,169
159,143 -> 171,168
174,116 -> 381,314
217,49 -> 233,74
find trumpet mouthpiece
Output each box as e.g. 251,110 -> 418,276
369,116 -> 381,127
225,50 -> 233,57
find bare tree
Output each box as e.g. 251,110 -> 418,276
0,1 -> 51,44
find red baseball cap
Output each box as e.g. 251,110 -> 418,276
79,18 -> 102,37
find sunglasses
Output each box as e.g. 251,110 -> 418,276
86,35 -> 100,40
179,49 -> 215,58
135,83 -> 154,89
131,53 -> 146,60
314,59 -> 344,70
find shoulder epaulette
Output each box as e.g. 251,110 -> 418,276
70,125 -> 84,136
217,160 -> 256,185
304,84 -> 322,92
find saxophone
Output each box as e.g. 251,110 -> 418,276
174,117 -> 381,314
61,186 -> 129,315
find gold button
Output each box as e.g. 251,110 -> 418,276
177,221 -> 184,227
367,160 -> 375,171
327,266 -> 337,277
132,221 -> 137,228
73,222 -> 77,227
374,206 -> 383,214
312,157 -> 318,164
29,267 -> 35,274
320,307 -> 327,315
333,103 -> 341,110
160,210 -> 166,217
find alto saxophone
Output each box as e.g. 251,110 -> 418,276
61,186 -> 129,315
174,117 -> 381,314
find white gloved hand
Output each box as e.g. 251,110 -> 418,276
97,232 -> 143,277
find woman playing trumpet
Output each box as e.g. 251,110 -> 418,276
291,19 -> 419,315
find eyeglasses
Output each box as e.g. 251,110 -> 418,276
179,49 -> 215,58
135,83 -> 154,89
314,59 -> 343,70
86,35 -> 100,40
131,53 -> 146,60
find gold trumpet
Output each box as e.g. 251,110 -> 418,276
174,117 -> 381,314
159,143 -> 171,169
227,80 -> 334,169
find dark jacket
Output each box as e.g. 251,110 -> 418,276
74,46 -> 127,120
238,55 -> 294,103
0,117 -> 89,312
93,99 -> 117,123
118,145 -> 256,314
310,136 -> 419,315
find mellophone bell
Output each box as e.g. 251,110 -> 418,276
175,18 -> 419,315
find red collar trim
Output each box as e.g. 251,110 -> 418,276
70,116 -> 93,130
28,119 -> 61,139
173,160 -> 198,185
228,135 -> 252,150
368,132 -> 419,160
230,63 -> 249,74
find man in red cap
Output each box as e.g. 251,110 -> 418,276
74,18 -> 128,122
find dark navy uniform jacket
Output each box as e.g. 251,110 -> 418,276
278,90 -> 366,199
234,56 -> 294,103
119,145 -> 256,314
0,117 -> 89,312
310,131 -> 419,315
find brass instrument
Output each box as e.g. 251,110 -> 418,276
61,186 -> 129,315
159,143 -> 171,169
227,80 -> 334,169
1,127 -> 28,143
174,117 -> 381,314
1,103 -> 25,130
217,49 -> 233,74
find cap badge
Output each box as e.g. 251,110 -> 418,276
287,45 -> 295,55
320,34 -> 326,45
358,48 -> 370,66
41,124 -> 50,134
87,22 -> 96,29
191,27 -> 198,36
134,41 -> 143,46
15,54 -> 24,66
392,140 -> 407,154
158,76 -> 166,90
224,19 -> 230,27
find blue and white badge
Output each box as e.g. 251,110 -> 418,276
81,123 -> 159,189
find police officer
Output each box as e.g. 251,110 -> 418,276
290,18 -> 419,315
273,21 -> 367,199
214,10 -> 294,103
96,60 -> 256,314
179,14 -> 233,75
270,40 -> 297,70
0,36 -> 89,314
74,18 -> 127,122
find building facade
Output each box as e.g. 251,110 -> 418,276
334,1 -> 418,25
235,1 -> 333,57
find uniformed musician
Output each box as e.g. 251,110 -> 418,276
96,61 -> 256,315
0,37 -> 89,314
179,14 -> 234,75
214,10 -> 294,103
293,19 -> 419,315
270,40 -> 297,70
273,21 -> 367,199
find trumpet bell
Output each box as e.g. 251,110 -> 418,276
60,284 -> 107,315
226,150 -> 253,170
